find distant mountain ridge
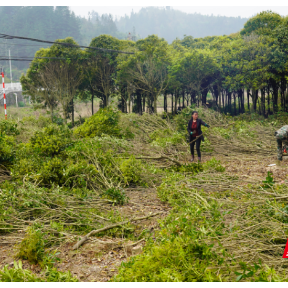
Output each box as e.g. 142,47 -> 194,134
115,7 -> 249,42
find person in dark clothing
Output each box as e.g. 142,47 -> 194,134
187,111 -> 210,162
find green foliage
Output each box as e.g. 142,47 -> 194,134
0,120 -> 20,136
16,224 -> 46,264
18,101 -> 25,107
0,261 -> 42,282
100,187 -> 129,205
120,156 -> 145,185
29,124 -> 72,157
240,10 -> 282,36
149,129 -> 185,147
262,171 -> 275,188
74,107 -> 121,138
0,260 -> 78,282
203,158 -> 225,172
22,115 -> 52,128
114,156 -> 286,282
168,162 -> 203,173
0,133 -> 15,164
44,267 -> 78,282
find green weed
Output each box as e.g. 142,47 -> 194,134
0,261 -> 41,282
100,187 -> 129,205
15,224 -> 46,265
74,107 -> 121,138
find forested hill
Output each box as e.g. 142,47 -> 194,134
0,7 -> 82,42
0,7 -> 82,77
0,7 -> 125,78
116,7 -> 249,43
0,6 -> 249,79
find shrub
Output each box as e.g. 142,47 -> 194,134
73,107 -> 121,138
22,115 -> 52,128
100,188 -> 129,205
0,133 -> 15,165
0,119 -> 20,136
63,161 -> 99,188
29,124 -> 73,157
149,129 -> 185,148
18,101 -> 25,107
120,156 -> 145,185
36,157 -> 66,186
15,225 -> 46,264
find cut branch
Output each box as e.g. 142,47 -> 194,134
72,212 -> 162,250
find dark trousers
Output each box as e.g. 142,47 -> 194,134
190,136 -> 201,158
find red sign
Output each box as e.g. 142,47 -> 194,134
283,239 -> 288,258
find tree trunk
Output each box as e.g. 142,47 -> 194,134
164,92 -> 167,112
175,90 -> 179,113
233,93 -> 236,115
267,84 -> 270,115
238,92 -> 241,115
201,88 -> 208,106
222,91 -> 225,113
171,93 -> 174,115
270,78 -> 278,113
251,89 -> 258,111
91,91 -> 94,115
227,91 -> 232,114
51,106 -> 54,123
143,95 -> 145,113
153,94 -> 157,114
242,89 -> 245,113
71,98 -> 74,127
128,91 -> 131,113
247,89 -> 250,111
260,88 -> 265,117
218,89 -> 221,111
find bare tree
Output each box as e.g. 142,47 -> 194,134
21,62 -> 60,122
42,61 -> 83,125
125,56 -> 168,114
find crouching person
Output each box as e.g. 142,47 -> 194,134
187,111 -> 210,162
275,125 -> 288,161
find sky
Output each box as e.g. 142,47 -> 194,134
69,5 -> 288,19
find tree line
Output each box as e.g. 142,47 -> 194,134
20,11 -> 288,124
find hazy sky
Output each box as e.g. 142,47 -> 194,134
70,6 -> 288,19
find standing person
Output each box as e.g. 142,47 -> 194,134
187,111 -> 210,162
275,125 -> 288,161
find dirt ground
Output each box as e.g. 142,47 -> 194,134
1,153 -> 288,281
0,188 -> 170,282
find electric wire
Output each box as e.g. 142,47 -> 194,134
0,42 -> 51,47
0,56 -> 65,60
0,33 -> 135,54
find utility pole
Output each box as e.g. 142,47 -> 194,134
1,67 -> 7,119
9,49 -> 13,88
8,49 -> 17,107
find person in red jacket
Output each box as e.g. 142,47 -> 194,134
187,111 -> 210,162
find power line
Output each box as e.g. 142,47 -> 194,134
0,42 -> 51,47
0,33 -> 135,54
0,56 -> 65,59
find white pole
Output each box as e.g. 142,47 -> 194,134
9,49 -> 13,89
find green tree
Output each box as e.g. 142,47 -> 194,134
240,10 -> 282,36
